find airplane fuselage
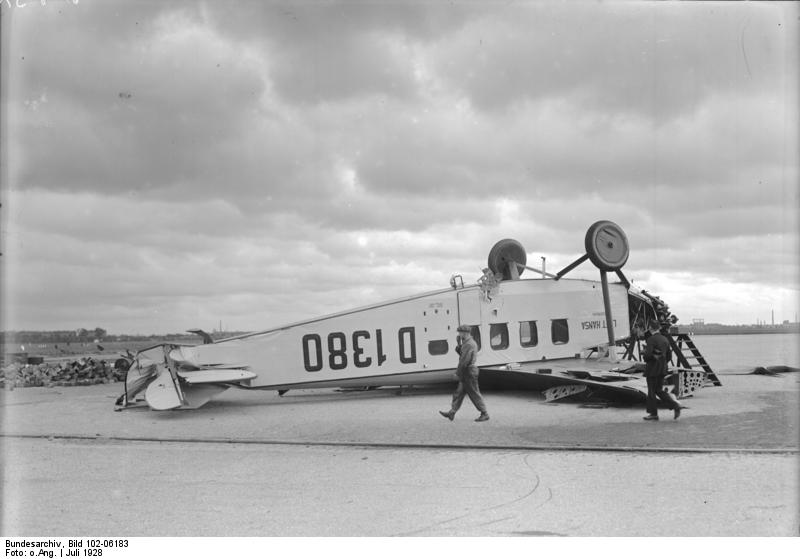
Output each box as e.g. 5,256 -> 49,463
169,277 -> 630,390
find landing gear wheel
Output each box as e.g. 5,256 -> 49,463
487,239 -> 527,280
584,220 -> 629,271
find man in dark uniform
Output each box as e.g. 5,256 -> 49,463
642,319 -> 682,421
440,324 -> 490,422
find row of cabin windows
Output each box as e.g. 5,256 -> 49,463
426,320 -> 569,356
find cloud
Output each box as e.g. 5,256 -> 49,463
10,4 -> 267,196
432,3 -> 789,115
2,0 -> 798,333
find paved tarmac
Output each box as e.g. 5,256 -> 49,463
1,372 -> 798,536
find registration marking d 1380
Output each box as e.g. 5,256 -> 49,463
301,327 -> 418,372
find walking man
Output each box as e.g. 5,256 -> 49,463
440,325 -> 490,422
642,319 -> 682,421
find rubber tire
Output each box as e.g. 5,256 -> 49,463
584,220 -> 629,271
487,239 -> 527,280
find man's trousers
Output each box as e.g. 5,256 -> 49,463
645,374 -> 679,416
450,371 -> 488,414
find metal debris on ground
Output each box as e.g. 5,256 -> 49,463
749,365 -> 800,376
670,369 -> 708,398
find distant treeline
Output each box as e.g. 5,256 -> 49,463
1,329 -> 251,344
677,323 -> 799,335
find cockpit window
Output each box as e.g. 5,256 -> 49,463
551,319 -> 569,345
520,321 -> 538,347
490,323 -> 509,350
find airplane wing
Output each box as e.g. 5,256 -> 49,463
178,369 -> 257,384
480,358 -> 650,403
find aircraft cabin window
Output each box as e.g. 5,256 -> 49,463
551,319 -> 569,345
428,340 -> 449,356
520,321 -> 538,347
490,323 -> 509,350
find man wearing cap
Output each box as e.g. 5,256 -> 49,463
440,325 -> 490,422
642,319 -> 682,421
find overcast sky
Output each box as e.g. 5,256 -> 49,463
1,0 -> 798,335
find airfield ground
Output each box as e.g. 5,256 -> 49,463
1,372 -> 798,537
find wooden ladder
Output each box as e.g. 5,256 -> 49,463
668,332 -> 722,386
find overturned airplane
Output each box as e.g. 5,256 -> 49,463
117,221 -> 717,411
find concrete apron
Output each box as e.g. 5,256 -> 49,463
1,372 -> 798,451
2,373 -> 798,536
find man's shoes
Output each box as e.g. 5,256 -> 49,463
643,415 -> 659,421
439,410 -> 454,421
674,406 -> 681,420
475,413 -> 490,422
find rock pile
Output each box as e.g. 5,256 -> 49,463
1,357 -> 129,389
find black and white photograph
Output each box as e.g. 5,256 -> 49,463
1,0 -> 798,549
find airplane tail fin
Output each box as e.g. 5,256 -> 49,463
116,343 -> 255,410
